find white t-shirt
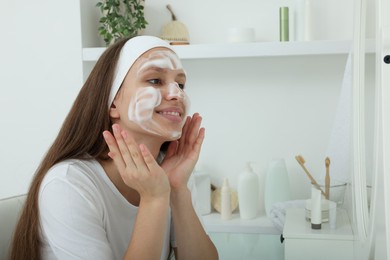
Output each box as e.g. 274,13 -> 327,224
39,159 -> 173,260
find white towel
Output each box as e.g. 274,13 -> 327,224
268,200 -> 306,233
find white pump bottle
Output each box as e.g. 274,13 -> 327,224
237,162 -> 259,219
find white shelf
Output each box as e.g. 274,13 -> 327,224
283,208 -> 353,240
82,39 -> 375,62
201,212 -> 280,235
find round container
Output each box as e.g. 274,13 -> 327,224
305,199 -> 337,222
314,180 -> 347,206
227,27 -> 255,43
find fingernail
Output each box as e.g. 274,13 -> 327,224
121,130 -> 127,139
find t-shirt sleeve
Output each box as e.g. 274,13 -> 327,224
39,168 -> 115,259
169,175 -> 208,248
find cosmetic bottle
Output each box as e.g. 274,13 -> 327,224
328,200 -> 337,229
264,159 -> 291,217
295,0 -> 312,41
221,178 -> 232,220
238,162 -> 259,219
279,7 -> 289,41
193,166 -> 211,215
311,187 -> 322,229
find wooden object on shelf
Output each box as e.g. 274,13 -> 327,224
160,5 -> 190,45
211,187 -> 238,214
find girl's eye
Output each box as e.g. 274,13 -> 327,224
178,83 -> 185,90
148,79 -> 162,85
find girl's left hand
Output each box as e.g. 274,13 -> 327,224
161,113 -> 205,192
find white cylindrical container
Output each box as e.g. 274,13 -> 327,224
193,166 -> 211,215
227,27 -> 255,43
311,187 -> 322,229
221,178 -> 232,220
238,162 -> 259,219
264,159 -> 291,217
295,0 -> 312,41
328,200 -> 337,229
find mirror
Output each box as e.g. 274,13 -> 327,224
351,0 -> 377,242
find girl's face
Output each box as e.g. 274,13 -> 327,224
114,48 -> 190,140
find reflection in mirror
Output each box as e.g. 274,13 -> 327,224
351,0 -> 370,241
364,0 -> 377,216
352,0 -> 377,243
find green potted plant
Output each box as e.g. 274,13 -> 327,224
96,0 -> 148,46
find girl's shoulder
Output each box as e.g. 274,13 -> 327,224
40,158 -> 106,199
44,158 -> 101,184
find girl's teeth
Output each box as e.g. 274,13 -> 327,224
159,111 -> 180,116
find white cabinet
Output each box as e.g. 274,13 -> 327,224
283,208 -> 354,260
202,211 -> 279,234
201,212 -> 284,260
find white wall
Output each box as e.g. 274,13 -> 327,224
142,0 -> 355,200
143,0 -> 354,44
0,0 -> 358,200
183,55 -> 348,201
0,0 -> 83,198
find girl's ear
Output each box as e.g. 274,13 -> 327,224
109,99 -> 121,119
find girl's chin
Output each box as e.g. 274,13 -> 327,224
144,127 -> 182,141
161,131 -> 182,141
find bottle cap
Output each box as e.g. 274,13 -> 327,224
311,223 -> 322,229
245,162 -> 254,172
223,178 -> 229,187
280,7 -> 289,19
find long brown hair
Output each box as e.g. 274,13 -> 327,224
9,38 -> 129,260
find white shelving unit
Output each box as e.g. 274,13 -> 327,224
80,38 -> 375,235
82,39 -> 375,62
202,212 -> 279,234
283,208 -> 354,260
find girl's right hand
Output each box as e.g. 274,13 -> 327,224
103,124 -> 171,201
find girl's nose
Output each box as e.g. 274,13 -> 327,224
164,82 -> 185,100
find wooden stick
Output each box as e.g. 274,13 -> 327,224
295,155 -> 326,197
325,157 -> 331,200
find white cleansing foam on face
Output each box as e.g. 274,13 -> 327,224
127,86 -> 187,139
137,51 -> 185,72
127,49 -> 190,139
131,87 -> 161,122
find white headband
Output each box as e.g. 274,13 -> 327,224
108,35 -> 172,106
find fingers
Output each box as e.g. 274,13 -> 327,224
178,113 -> 203,153
103,124 -> 147,173
193,127 -> 205,155
164,141 -> 178,159
180,116 -> 191,142
139,144 -> 161,173
102,129 -> 126,173
113,124 -> 143,176
187,113 -> 203,144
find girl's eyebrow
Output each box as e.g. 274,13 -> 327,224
177,72 -> 186,80
139,66 -> 186,79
